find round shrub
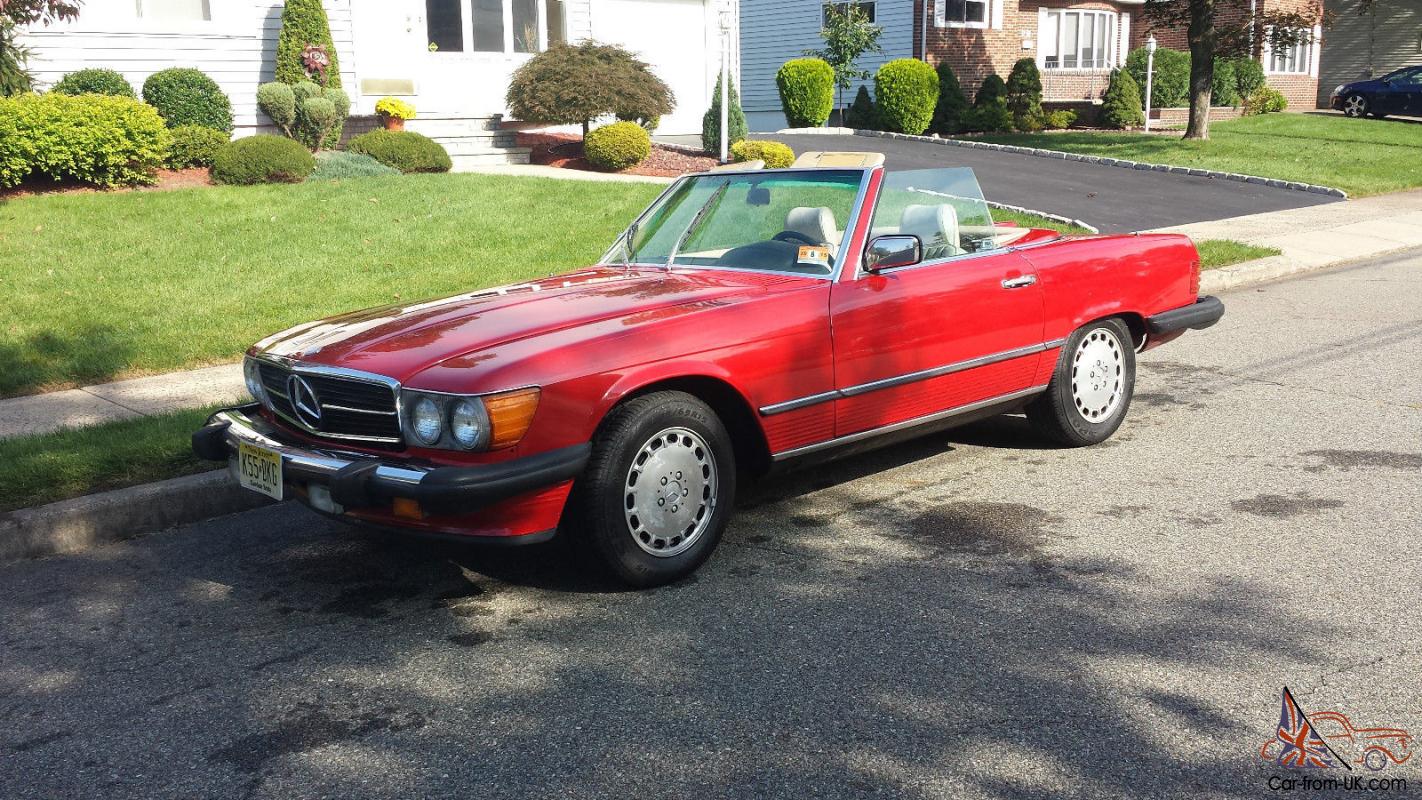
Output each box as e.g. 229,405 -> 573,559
300,96 -> 338,142
1005,57 -> 1043,128
347,130 -> 452,173
731,139 -> 795,168
256,81 -> 296,132
1101,68 -> 1145,129
1126,46 -> 1189,108
142,67 -> 233,131
583,121 -> 651,171
775,58 -> 834,128
1211,58 -> 1239,106
210,135 -> 315,185
0,92 -> 169,188
312,150 -> 400,180
1243,87 -> 1288,115
165,123 -> 229,168
1233,57 -> 1265,100
507,41 -> 674,133
875,58 -> 938,135
1043,109 -> 1077,130
52,68 -> 135,97
974,73 -> 1007,106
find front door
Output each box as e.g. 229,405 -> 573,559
829,169 -> 1046,438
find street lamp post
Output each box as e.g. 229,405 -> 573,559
1143,34 -> 1157,132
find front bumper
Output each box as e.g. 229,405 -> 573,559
1146,295 -> 1224,336
192,404 -> 590,519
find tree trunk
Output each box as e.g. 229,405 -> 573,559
1183,0 -> 1215,140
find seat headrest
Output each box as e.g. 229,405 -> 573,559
784,206 -> 837,245
900,204 -> 959,248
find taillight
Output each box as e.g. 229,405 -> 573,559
1190,258 -> 1201,297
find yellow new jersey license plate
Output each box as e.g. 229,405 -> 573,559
237,441 -> 284,501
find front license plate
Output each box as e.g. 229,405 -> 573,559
237,441 -> 284,501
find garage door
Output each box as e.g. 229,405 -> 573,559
592,0 -> 711,135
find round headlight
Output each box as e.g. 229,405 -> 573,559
243,359 -> 267,405
409,396 -> 443,446
449,398 -> 490,450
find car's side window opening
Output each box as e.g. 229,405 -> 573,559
867,168 -> 1002,265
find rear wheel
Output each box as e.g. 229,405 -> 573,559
1026,318 -> 1136,446
568,391 -> 736,587
1342,93 -> 1369,118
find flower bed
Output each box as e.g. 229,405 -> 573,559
517,132 -> 718,177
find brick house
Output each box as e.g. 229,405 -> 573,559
740,0 -> 1323,130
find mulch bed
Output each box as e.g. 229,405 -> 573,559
0,168 -> 213,200
518,132 -> 719,177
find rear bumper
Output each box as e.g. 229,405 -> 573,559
192,404 -> 589,521
1146,295 -> 1224,336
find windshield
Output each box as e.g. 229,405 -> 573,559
869,168 -> 1000,259
602,170 -> 863,276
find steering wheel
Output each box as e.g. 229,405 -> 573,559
772,230 -> 819,246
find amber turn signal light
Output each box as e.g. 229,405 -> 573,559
391,497 -> 423,519
486,387 -> 541,449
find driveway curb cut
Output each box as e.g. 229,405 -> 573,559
0,469 -> 272,565
776,127 -> 1350,199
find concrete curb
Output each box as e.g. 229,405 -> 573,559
776,127 -> 1350,199
0,469 -> 272,564
1199,242 -> 1420,294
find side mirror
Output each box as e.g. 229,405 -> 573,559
864,235 -> 921,273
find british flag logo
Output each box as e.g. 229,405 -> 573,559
1274,686 -> 1350,770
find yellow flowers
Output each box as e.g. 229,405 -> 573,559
375,97 -> 417,120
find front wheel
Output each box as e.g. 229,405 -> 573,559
567,391 -> 736,587
1026,318 -> 1136,446
1342,93 -> 1369,118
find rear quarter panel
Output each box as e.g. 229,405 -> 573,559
1018,233 -> 1199,346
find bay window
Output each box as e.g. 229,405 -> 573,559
1040,9 -> 1115,70
1266,27 -> 1314,75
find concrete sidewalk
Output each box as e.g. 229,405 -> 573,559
1156,189 -> 1422,292
0,364 -> 244,441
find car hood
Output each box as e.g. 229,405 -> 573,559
1339,78 -> 1386,92
252,266 -> 813,382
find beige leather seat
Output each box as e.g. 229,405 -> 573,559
784,206 -> 840,251
899,204 -> 961,257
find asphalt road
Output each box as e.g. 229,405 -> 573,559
764,133 -> 1341,233
3,251 -> 1420,799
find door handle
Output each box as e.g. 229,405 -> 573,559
1001,275 -> 1037,289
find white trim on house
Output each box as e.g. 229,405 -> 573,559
934,0 -> 1000,30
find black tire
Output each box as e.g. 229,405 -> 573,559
1343,93 -> 1369,118
1026,318 -> 1136,447
566,391 -> 736,588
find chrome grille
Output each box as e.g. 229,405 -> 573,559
256,361 -> 402,446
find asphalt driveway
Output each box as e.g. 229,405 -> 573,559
2,251 -> 1419,799
762,133 -> 1341,233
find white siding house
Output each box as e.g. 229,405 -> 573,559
18,0 -> 739,161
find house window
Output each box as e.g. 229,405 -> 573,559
544,0 -> 566,46
824,2 -> 876,25
938,0 -> 987,27
134,0 -> 210,21
472,0 -> 504,51
427,0 -> 464,51
1040,10 -> 1115,70
1267,27 -> 1313,74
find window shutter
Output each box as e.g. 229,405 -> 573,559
1118,12 -> 1130,67
1309,23 -> 1322,77
1036,7 -> 1049,68
934,0 -> 944,28
991,0 -> 1003,30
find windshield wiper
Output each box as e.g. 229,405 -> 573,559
665,180 -> 729,269
619,220 -> 639,269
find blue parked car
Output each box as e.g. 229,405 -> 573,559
1330,65 -> 1422,118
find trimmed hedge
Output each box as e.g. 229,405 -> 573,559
1044,109 -> 1076,130
875,58 -> 938,135
1005,58 -> 1043,130
1233,57 -> 1265,99
929,62 -> 968,134
276,0 -> 342,88
583,121 -> 651,171
52,68 -> 135,97
731,139 -> 795,168
845,85 -> 879,130
0,92 -> 169,188
701,72 -> 747,154
1126,46 -> 1190,109
1101,68 -> 1145,129
347,130 -> 452,173
165,124 -> 229,168
210,135 -> 315,185
1211,58 -> 1239,106
776,58 -> 834,128
1244,87 -> 1288,115
960,75 -> 1011,133
311,150 -> 400,180
142,68 -> 233,132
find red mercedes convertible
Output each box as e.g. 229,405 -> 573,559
194,155 -> 1223,586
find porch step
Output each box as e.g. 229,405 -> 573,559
450,150 -> 533,169
426,131 -> 520,152
407,116 -> 505,137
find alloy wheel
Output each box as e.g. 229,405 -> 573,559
624,427 -> 718,558
1070,327 -> 1125,422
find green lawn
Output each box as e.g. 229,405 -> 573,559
1,173 -> 1091,399
0,406 -> 219,513
1196,239 -> 1281,270
977,113 -> 1422,197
